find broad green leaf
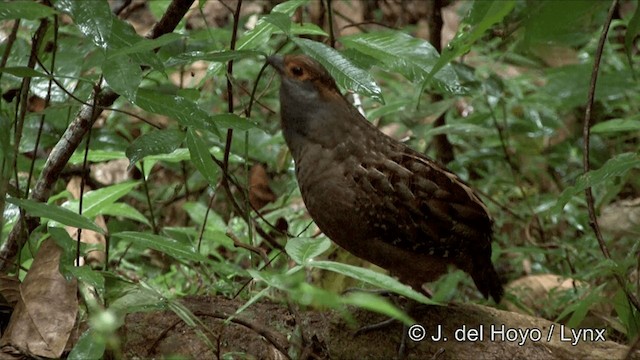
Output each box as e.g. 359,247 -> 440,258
625,4 -> 640,71
293,38 -> 384,103
0,67 -> 49,78
423,123 -> 494,137
108,283 -> 167,315
107,33 -> 183,58
107,18 -> 164,72
186,128 -> 220,187
0,2 -> 58,20
552,153 -> 640,213
341,31 -> 464,94
342,291 -> 413,325
422,0 -> 515,91
101,203 -> 150,225
522,1 -> 610,46
237,0 -> 308,50
68,150 -> 125,164
146,148 -> 191,162
309,260 -> 437,305
102,55 -> 142,101
113,231 -> 207,263
56,0 -> 113,50
291,23 -> 328,37
61,181 -> 140,218
212,113 -> 259,131
285,237 -> 331,264
65,266 -> 105,292
68,329 -> 105,360
564,286 -> 602,328
166,50 -> 263,67
7,198 -> 104,234
263,12 -> 292,35
134,89 -> 220,136
126,128 -> 185,167
591,118 -> 640,134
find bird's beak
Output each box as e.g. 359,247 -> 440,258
267,55 -> 285,74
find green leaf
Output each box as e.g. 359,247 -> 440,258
291,23 -> 328,37
0,67 -> 50,78
285,237 -> 331,264
65,266 -> 105,292
551,153 -> 640,213
0,2 -> 58,20
591,117 -> 640,134
134,89 -> 220,136
107,18 -> 164,72
237,0 -> 308,50
107,33 -> 183,58
102,55 -> 142,101
56,0 -> 113,50
421,0 -> 515,91
113,231 -> 207,263
108,283 -> 167,315
342,291 -> 413,325
522,1 -> 610,46
146,148 -> 191,162
263,12 -> 292,35
126,128 -> 185,168
101,203 -> 150,225
186,128 -> 220,187
7,198 -> 104,234
211,113 -> 259,131
68,150 -> 125,164
341,31 -> 464,94
68,329 -> 105,360
293,38 -> 384,103
625,4 -> 640,71
167,50 -> 263,67
61,181 -> 140,218
423,123 -> 494,137
309,260 -> 437,305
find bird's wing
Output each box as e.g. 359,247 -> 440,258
352,145 -> 493,259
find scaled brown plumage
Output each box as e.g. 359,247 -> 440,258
268,54 -> 503,302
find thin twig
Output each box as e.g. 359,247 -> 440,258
582,0 -> 640,313
226,231 -> 270,265
26,15 -> 58,199
195,310 -> 291,360
140,162 -> 158,234
325,0 -> 336,48
77,83 -> 98,265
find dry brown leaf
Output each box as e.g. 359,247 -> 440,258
504,274 -> 586,317
249,164 -> 276,211
599,197 -> 640,239
0,239 -> 77,358
0,276 -> 20,308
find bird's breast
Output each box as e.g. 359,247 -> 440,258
291,139 -> 369,243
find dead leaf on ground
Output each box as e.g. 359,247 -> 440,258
0,239 -> 77,358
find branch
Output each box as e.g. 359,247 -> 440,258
581,0 -> 640,313
0,0 -> 196,272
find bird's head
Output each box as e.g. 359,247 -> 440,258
267,54 -> 343,106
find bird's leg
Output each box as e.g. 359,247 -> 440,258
350,295 -> 428,360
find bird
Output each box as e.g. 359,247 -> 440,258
267,54 -> 503,303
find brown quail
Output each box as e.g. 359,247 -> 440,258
268,54 -> 503,302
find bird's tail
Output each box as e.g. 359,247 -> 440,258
470,259 -> 504,303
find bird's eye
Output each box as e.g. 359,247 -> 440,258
291,66 -> 304,77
